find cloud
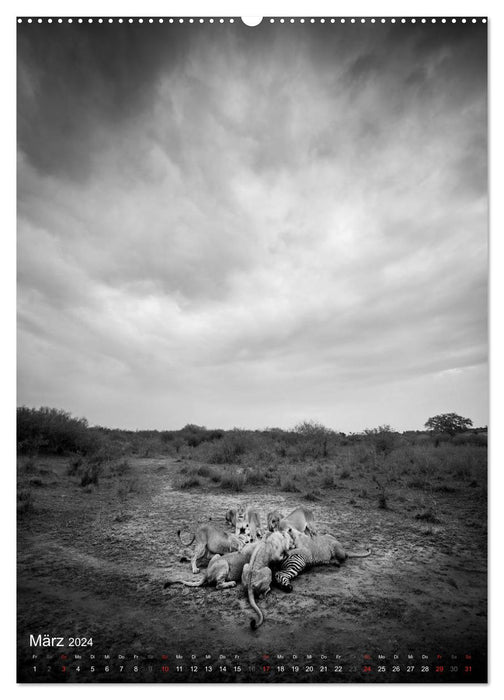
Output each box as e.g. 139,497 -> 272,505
17,21 -> 488,431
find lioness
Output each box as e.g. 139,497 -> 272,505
177,524 -> 244,574
267,506 -> 317,536
226,506 -> 263,541
243,530 -> 294,630
164,543 -> 257,590
274,530 -> 371,592
225,509 -> 236,527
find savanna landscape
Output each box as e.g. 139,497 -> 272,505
16,12 -> 489,688
16,407 -> 487,683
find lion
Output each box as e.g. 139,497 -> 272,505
177,524 -> 244,574
226,506 -> 263,541
274,530 -> 371,592
225,508 -> 236,527
242,530 -> 294,630
267,506 -> 317,536
164,543 -> 257,590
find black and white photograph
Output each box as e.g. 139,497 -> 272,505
16,13 -> 488,683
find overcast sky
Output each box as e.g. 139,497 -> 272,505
17,19 -> 487,432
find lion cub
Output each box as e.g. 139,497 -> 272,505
225,505 -> 263,541
178,524 -> 244,574
242,530 -> 294,629
267,506 -> 317,536
165,543 -> 257,590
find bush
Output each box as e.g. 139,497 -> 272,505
178,475 -> 202,489
196,464 -> 212,477
290,420 -> 335,459
372,475 -> 388,509
415,508 -> 441,524
279,474 -> 301,493
407,478 -> 426,490
205,431 -> 249,464
109,459 -> 131,477
116,478 -> 140,498
19,457 -> 38,474
453,466 -> 472,481
363,425 -> 398,455
67,456 -> 84,476
17,406 -> 95,455
452,432 -> 487,447
433,484 -> 457,493
378,493 -> 388,509
322,472 -> 335,488
181,424 -> 209,448
244,466 -> 268,485
17,489 -> 34,515
179,424 -> 225,448
80,463 -> 101,487
303,490 -> 321,501
219,471 -> 246,492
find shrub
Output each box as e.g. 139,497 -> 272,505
244,465 -> 268,485
280,474 -> 301,493
181,424 -> 208,448
17,406 -> 95,455
415,508 -> 441,524
322,472 -> 335,488
275,442 -> 287,458
196,464 -> 212,477
363,425 -> 398,455
453,466 -> 472,481
179,424 -> 225,448
433,484 -> 457,493
452,432 -> 487,447
179,476 -> 202,489
205,431 -> 249,464
219,471 -> 246,492
67,456 -> 84,476
87,443 -> 116,465
290,420 -> 335,459
109,459 -> 131,477
116,478 -> 140,499
114,512 -> 133,523
19,457 -> 38,474
407,478 -> 426,490
372,475 -> 389,509
17,489 -> 34,515
378,493 -> 388,509
80,463 -> 101,487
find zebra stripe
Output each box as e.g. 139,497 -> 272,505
274,552 -> 308,588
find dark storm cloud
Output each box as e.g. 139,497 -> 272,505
17,20 -> 488,431
17,22 -> 195,181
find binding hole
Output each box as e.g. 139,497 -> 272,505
241,16 -> 263,27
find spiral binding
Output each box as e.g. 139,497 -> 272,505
16,17 -> 488,25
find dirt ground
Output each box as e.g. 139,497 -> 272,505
17,456 -> 487,683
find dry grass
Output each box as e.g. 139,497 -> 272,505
167,439 -> 486,523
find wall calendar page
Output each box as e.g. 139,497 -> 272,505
16,13 -> 488,684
